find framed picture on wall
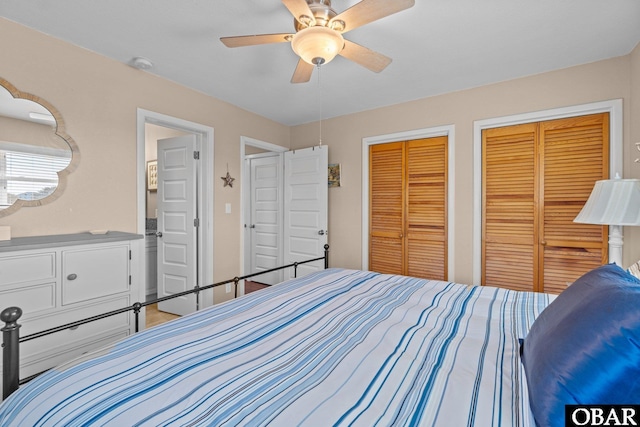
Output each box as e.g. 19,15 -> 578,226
328,163 -> 341,188
147,160 -> 158,191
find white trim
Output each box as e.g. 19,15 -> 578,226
472,99 -> 623,285
362,125 -> 456,280
136,108 -> 214,312
240,136 -> 288,154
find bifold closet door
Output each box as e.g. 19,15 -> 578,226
369,142 -> 404,275
405,138 -> 447,279
538,114 -> 609,293
482,113 -> 608,293
482,123 -> 538,291
369,137 -> 447,280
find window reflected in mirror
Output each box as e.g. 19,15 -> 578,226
0,142 -> 72,207
0,78 -> 78,217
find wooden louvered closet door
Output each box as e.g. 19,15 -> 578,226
370,142 -> 404,274
370,137 -> 448,280
483,123 -> 538,291
482,113 -> 609,293
539,115 -> 609,293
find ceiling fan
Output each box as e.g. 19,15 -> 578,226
220,0 -> 415,83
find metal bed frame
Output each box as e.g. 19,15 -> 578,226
1,245 -> 329,400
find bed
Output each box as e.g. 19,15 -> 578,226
1,264 -> 639,426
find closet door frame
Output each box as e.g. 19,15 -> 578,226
362,125 -> 456,279
472,99 -> 623,285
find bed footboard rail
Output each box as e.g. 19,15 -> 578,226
1,244 -> 329,400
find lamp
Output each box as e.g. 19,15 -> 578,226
291,26 -> 344,66
574,176 -> 640,266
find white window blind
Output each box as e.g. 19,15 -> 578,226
0,144 -> 71,208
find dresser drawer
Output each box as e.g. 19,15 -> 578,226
0,281 -> 56,318
0,251 -> 56,286
13,295 -> 132,378
17,330 -> 131,380
19,294 -> 131,337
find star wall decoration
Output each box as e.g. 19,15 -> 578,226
221,165 -> 235,188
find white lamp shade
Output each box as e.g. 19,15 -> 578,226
291,26 -> 344,65
574,178 -> 640,226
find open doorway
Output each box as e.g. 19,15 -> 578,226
136,109 -> 214,318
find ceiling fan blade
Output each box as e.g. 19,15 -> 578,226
330,0 -> 415,34
291,58 -> 314,83
220,33 -> 293,48
282,0 -> 316,26
340,39 -> 392,73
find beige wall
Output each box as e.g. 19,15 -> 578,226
2,17 -> 639,288
292,48 -> 640,284
0,116 -> 63,150
0,18 -> 290,283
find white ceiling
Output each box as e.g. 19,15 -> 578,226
1,0 -> 639,126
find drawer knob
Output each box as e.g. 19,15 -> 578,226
67,273 -> 78,281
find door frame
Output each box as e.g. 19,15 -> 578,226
472,99 -> 623,285
240,136 -> 287,294
136,108 -> 214,309
362,125 -> 456,280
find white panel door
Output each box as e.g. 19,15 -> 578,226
249,154 -> 283,285
284,145 -> 328,279
157,135 -> 198,316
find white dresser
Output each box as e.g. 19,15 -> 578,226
0,231 -> 143,386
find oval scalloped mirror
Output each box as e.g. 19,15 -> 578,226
0,78 -> 79,217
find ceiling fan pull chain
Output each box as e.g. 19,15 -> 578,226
317,63 -> 323,146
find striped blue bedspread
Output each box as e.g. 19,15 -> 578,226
0,268 -> 552,426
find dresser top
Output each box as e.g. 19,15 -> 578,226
0,231 -> 143,253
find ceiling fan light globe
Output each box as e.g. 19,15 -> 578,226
291,26 -> 344,65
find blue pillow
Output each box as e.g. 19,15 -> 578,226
521,263 -> 640,427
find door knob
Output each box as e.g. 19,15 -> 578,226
155,231 -> 163,238
250,224 -> 256,229
318,230 -> 325,236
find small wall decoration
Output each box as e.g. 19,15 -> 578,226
147,160 -> 158,191
328,163 -> 341,188
221,163 -> 235,188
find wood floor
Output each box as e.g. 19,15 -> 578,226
244,280 -> 269,293
145,303 -> 180,328
145,281 -> 269,329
